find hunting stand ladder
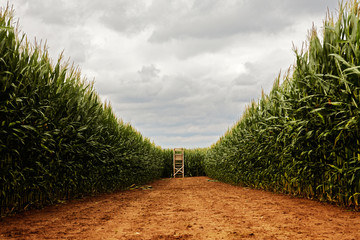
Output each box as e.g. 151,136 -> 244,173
173,148 -> 184,178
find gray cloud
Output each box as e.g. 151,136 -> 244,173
148,0 -> 338,43
138,64 -> 160,80
7,0 -> 339,148
100,1 -> 151,33
17,0 -> 95,26
149,1 -> 288,42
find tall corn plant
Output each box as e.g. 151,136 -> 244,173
184,148 -> 207,177
0,6 -> 166,217
205,0 -> 360,208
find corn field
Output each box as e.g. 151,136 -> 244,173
2,0 -> 360,218
205,1 -> 360,208
0,6 -> 170,217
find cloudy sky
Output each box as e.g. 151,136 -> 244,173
5,0 -> 338,148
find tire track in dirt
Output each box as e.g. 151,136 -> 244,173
1,177 -> 360,239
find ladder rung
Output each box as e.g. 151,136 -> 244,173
173,148 -> 184,178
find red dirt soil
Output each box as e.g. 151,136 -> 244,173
1,176 -> 360,240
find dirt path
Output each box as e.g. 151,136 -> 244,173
1,177 -> 360,240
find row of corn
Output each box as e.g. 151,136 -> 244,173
0,6 -> 172,217
205,1 -> 360,208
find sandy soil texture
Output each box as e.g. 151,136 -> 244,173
1,176 -> 360,240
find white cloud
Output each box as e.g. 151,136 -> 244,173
7,0 -> 339,148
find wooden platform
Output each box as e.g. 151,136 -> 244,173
173,148 -> 184,178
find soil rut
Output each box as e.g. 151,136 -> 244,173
1,177 -> 360,239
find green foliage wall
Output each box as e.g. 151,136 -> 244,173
205,1 -> 360,208
184,148 -> 206,177
161,148 -> 173,177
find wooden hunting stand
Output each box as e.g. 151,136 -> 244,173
173,148 -> 184,178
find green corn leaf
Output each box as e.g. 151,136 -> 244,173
21,125 -> 37,132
